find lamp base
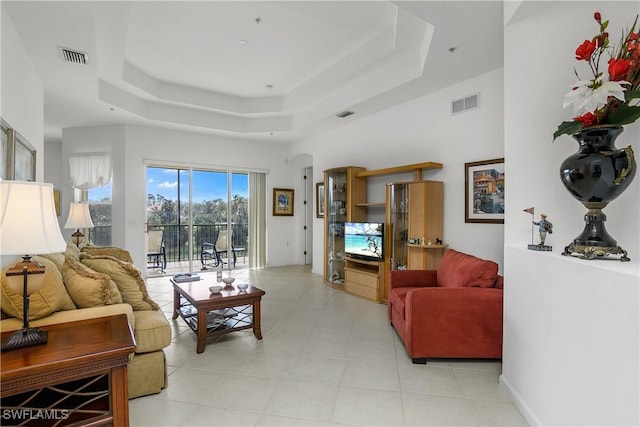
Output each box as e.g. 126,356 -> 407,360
71,229 -> 85,247
562,243 -> 630,262
1,328 -> 48,351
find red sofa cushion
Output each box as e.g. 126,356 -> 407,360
437,249 -> 498,288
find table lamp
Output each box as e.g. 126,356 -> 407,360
64,202 -> 94,247
0,181 -> 67,351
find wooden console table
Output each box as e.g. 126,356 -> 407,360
1,314 -> 136,427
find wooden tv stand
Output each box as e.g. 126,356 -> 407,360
344,257 -> 384,302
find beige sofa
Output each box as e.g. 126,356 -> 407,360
0,244 -> 171,399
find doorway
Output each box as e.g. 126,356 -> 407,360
145,165 -> 249,276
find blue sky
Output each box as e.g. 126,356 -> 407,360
88,167 -> 249,203
147,168 -> 248,203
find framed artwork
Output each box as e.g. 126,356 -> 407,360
1,119 -> 36,181
273,188 -> 294,216
54,189 -> 61,216
0,119 -> 9,180
465,158 -> 504,224
316,182 -> 325,218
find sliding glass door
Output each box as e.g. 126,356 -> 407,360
146,165 -> 249,275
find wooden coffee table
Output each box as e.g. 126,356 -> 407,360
171,277 -> 265,353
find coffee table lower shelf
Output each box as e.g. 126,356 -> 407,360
177,298 -> 254,337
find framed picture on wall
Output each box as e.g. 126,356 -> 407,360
273,188 -> 294,216
316,182 -> 325,218
0,119 -> 8,180
464,158 -> 504,224
1,119 -> 36,181
53,189 -> 61,216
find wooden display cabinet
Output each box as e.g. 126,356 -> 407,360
322,162 -> 444,302
406,180 -> 445,269
384,180 -> 444,301
386,182 -> 409,271
323,166 -> 366,286
344,257 -> 384,302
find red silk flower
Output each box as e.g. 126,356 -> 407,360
555,11 -> 640,140
608,58 -> 632,81
575,40 -> 596,61
628,33 -> 640,58
574,112 -> 597,128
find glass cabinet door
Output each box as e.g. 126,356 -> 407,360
325,168 -> 348,285
387,183 -> 408,270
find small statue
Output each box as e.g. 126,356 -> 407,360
524,207 -> 553,252
533,213 -> 553,246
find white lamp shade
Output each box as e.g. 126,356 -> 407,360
64,202 -> 94,229
0,181 -> 67,255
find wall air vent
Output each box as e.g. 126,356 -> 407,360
451,93 -> 479,114
58,47 -> 88,65
336,110 -> 355,118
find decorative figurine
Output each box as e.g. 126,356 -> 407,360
524,207 -> 553,252
534,214 -> 553,245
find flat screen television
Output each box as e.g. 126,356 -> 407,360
344,221 -> 384,261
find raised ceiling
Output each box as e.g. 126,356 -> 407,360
2,1 -> 504,143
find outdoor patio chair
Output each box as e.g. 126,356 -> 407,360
201,229 -> 237,270
147,229 -> 166,272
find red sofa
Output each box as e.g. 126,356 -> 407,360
388,249 -> 503,364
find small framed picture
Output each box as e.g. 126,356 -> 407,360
1,119 -> 36,181
53,189 -> 61,216
465,158 -> 505,224
273,188 -> 294,216
316,182 -> 325,218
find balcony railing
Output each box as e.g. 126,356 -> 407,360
88,223 -> 248,263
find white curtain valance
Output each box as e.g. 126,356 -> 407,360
69,152 -> 112,190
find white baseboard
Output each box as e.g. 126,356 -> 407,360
499,373 -> 540,427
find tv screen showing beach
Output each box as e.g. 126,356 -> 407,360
344,222 -> 383,260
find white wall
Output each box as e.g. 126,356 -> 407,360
502,2 -> 640,425
0,5 -> 44,166
44,140 -> 63,191
290,68 -> 505,276
60,125 -> 299,271
0,6 -> 45,267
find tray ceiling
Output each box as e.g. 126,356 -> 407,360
2,1 -> 504,142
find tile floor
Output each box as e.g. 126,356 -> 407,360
129,266 -> 528,427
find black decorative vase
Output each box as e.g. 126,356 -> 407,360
560,125 -> 636,261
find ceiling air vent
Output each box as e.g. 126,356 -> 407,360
58,47 -> 88,65
336,110 -> 355,118
451,93 -> 479,114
